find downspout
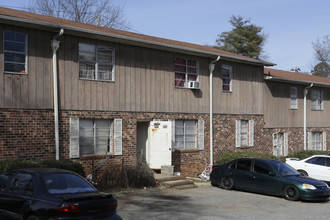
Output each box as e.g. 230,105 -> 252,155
303,83 -> 313,150
209,56 -> 220,166
51,29 -> 64,160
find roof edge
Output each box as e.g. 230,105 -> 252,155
0,12 -> 275,66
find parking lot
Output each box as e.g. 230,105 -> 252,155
114,184 -> 330,220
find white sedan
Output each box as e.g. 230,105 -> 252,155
286,155 -> 330,182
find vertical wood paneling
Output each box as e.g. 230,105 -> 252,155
28,28 -> 37,108
145,48 -> 151,112
43,32 -> 51,109
64,35 -> 72,109
126,45 -> 132,110
4,75 -> 12,107
0,25 -> 3,107
130,46 -> 136,111
36,30 -> 44,109
139,47 -> 146,111
71,36 -> 78,110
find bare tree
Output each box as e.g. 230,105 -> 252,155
29,0 -> 130,30
311,35 -> 330,77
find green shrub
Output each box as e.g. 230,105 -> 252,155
0,159 -> 85,177
286,150 -> 330,160
215,152 -> 279,165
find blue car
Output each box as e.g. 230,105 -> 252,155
210,158 -> 330,201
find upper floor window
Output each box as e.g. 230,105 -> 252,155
4,30 -> 27,74
311,89 -> 323,110
236,120 -> 254,148
79,43 -> 114,81
290,87 -> 298,109
174,58 -> 199,88
222,65 -> 232,92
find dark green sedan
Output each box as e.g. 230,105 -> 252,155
210,158 -> 330,201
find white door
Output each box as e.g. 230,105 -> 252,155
147,121 -> 172,169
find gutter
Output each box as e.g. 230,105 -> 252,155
51,29 -> 64,160
264,75 -> 330,87
303,84 -> 313,150
209,56 -> 221,166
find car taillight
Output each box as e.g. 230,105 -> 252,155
109,200 -> 117,209
211,166 -> 214,172
57,205 -> 80,213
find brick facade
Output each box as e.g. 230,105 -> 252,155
0,109 -> 55,159
1,109 -> 328,177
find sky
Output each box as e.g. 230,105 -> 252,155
1,0 -> 329,73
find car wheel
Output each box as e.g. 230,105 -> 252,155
26,215 -> 40,220
298,170 -> 308,176
220,177 -> 234,190
283,185 -> 300,201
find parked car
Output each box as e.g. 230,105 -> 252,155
286,155 -> 330,182
0,168 -> 122,220
210,158 -> 330,201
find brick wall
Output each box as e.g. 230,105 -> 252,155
1,109 -> 328,177
0,109 -> 55,159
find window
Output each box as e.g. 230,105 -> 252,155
8,173 -> 33,196
0,173 -> 14,193
236,120 -> 254,148
311,89 -> 323,110
290,87 -> 298,109
308,132 -> 324,151
70,118 -> 122,158
4,30 -> 27,74
222,65 -> 232,92
174,120 -> 197,150
236,160 -> 252,171
79,119 -> 113,156
306,157 -> 326,166
79,43 -> 114,81
42,174 -> 97,194
174,58 -> 199,88
254,161 -> 272,174
273,132 -> 288,157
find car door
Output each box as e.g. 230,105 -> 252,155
232,160 -> 254,191
0,172 -> 34,219
304,157 -> 326,181
252,160 -> 280,195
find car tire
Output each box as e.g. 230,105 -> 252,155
297,170 -> 308,176
220,177 -> 234,190
283,185 -> 300,201
26,215 -> 40,220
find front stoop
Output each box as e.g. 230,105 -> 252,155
154,174 -> 197,190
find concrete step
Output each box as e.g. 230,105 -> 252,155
162,179 -> 195,188
154,174 -> 184,184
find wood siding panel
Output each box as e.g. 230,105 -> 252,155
213,61 -> 264,115
28,28 -> 37,108
263,82 -> 329,128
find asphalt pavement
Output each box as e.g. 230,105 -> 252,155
114,182 -> 330,220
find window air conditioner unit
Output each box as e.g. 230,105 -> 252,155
188,81 -> 200,89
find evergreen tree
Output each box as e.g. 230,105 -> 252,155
216,15 -> 265,59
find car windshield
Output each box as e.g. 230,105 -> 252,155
267,161 -> 301,176
42,173 -> 97,194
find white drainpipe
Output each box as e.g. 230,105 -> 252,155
51,29 -> 64,160
209,56 -> 220,166
303,83 -> 313,150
